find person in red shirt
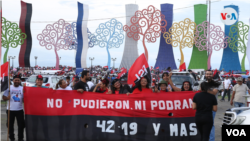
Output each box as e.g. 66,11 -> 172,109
132,77 -> 153,94
93,78 -> 109,93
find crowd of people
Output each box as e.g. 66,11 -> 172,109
2,67 -> 250,141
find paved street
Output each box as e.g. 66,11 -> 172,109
0,96 -> 243,141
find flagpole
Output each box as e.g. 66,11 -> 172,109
0,0 -> 2,65
7,57 -> 10,141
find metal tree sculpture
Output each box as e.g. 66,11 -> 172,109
95,18 -> 124,68
1,17 -> 27,63
229,21 -> 249,72
194,21 -> 230,70
37,19 -> 72,70
163,18 -> 195,66
123,5 -> 167,61
65,22 -> 97,50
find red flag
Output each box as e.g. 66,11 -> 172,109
117,68 -> 127,79
246,70 -> 249,75
213,69 -> 217,77
110,69 -> 114,74
127,53 -> 151,86
179,62 -> 186,72
103,66 -> 108,69
0,7 -> 2,64
121,67 -> 126,71
156,67 -> 159,69
1,62 -> 9,92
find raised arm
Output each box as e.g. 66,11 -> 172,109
93,83 -> 100,92
169,72 -> 181,91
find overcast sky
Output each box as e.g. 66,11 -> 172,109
1,0 -> 250,69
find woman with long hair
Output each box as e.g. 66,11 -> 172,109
192,82 -> 218,141
56,79 -> 72,90
132,77 -> 153,94
107,79 -> 132,95
93,78 -> 109,93
168,72 -> 193,91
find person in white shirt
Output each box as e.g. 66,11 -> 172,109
220,69 -> 225,75
2,74 -> 25,141
87,77 -> 94,90
56,79 -> 72,90
220,75 -> 231,101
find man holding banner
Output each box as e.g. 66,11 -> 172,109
2,74 -> 25,141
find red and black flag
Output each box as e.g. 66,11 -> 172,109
1,62 -> 9,92
117,68 -> 127,79
127,53 -> 151,86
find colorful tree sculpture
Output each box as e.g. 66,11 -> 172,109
163,18 -> 196,66
37,19 -> 72,70
229,21 -> 249,72
95,18 -> 124,68
65,22 -> 97,50
1,17 -> 27,63
194,21 -> 230,69
123,5 -> 167,60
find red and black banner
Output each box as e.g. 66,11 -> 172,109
24,87 -> 200,141
127,53 -> 151,87
19,1 -> 32,67
1,62 -> 9,92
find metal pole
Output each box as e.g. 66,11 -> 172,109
35,56 -> 38,66
7,56 -> 11,141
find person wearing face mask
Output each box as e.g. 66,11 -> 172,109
93,78 -> 109,93
132,77 -> 153,94
168,72 -> 193,91
2,74 -> 25,141
107,79 -> 132,95
56,79 -> 72,90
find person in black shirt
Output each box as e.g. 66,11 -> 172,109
107,79 -> 131,95
192,82 -> 218,141
74,70 -> 90,93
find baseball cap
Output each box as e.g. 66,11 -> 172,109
237,77 -> 243,81
158,80 -> 168,86
36,75 -> 43,80
13,74 -> 21,80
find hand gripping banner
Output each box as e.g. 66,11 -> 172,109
24,87 -> 200,141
